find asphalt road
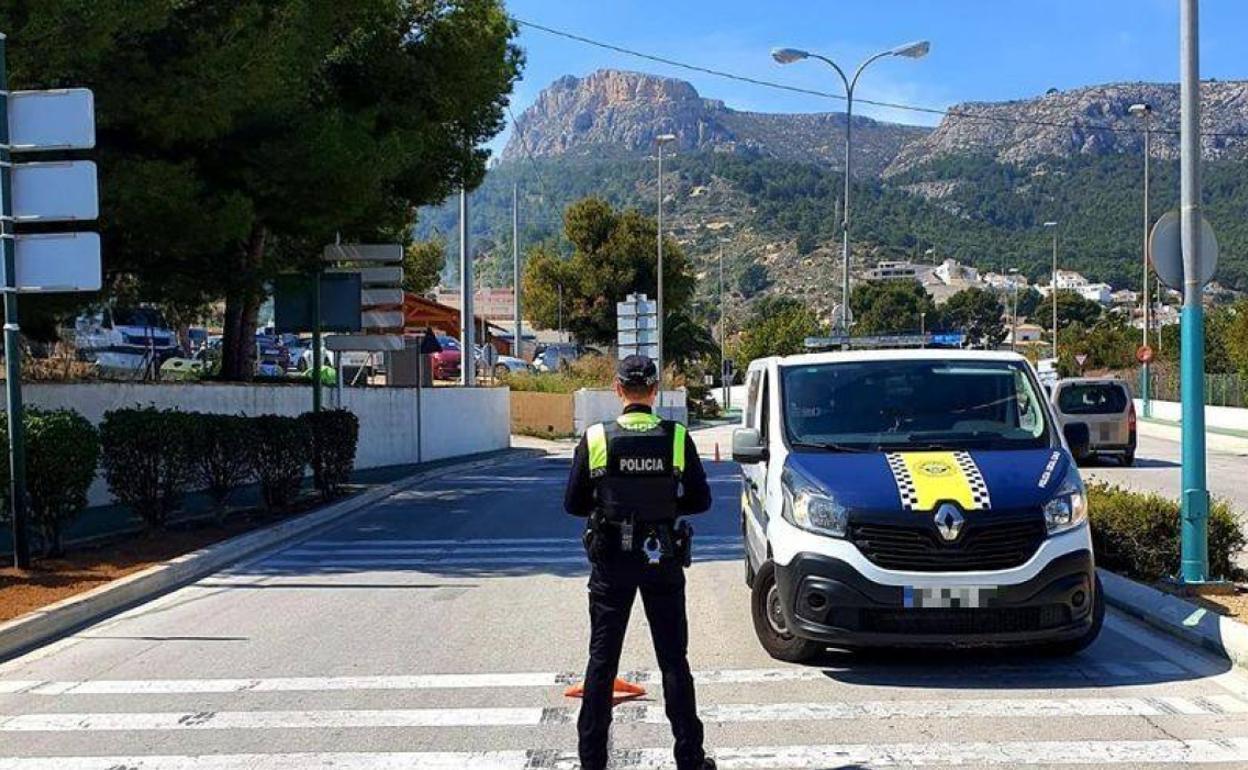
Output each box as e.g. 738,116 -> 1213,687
1081,423 -> 1248,515
2,436 -> 1248,768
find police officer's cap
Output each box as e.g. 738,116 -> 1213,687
616,354 -> 659,388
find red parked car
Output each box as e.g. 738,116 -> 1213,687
431,335 -> 461,380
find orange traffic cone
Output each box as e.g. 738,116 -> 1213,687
714,442 -> 721,462
563,677 -> 648,700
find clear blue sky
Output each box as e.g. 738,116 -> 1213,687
492,0 -> 1246,153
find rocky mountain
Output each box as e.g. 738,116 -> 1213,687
886,81 -> 1248,175
502,69 -> 928,177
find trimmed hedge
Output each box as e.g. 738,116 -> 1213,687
100,407 -> 194,532
247,415 -> 312,511
303,409 -> 359,500
0,407 -> 100,556
100,407 -> 359,529
1088,482 -> 1245,582
189,414 -> 253,521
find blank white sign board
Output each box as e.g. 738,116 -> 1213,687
8,89 -> 96,151
11,161 -> 98,221
5,232 -> 102,292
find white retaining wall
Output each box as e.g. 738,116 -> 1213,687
1135,398 -> 1248,433
572,389 -> 688,435
14,383 -> 511,505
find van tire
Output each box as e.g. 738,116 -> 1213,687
1038,574 -> 1105,657
751,561 -> 822,663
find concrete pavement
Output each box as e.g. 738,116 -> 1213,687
1,435 -> 1247,767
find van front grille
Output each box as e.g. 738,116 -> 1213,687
850,517 -> 1046,572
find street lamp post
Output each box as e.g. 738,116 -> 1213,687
919,311 -> 927,348
655,133 -> 677,398
1044,221 -> 1059,359
772,40 -> 930,333
719,237 -> 730,410
1008,268 -> 1021,352
1129,102 -> 1154,418
1178,0 -> 1210,585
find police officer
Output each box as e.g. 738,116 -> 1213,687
564,354 -> 715,770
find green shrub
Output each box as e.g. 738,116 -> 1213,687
100,407 -> 194,531
502,356 -> 615,393
1088,482 -> 1245,581
187,414 -> 253,521
0,408 -> 100,556
302,409 -> 359,500
248,415 -> 312,511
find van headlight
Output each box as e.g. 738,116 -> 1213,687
781,464 -> 848,538
1043,468 -> 1088,535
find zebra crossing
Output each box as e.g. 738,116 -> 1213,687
3,657 -> 1248,767
248,534 -> 745,572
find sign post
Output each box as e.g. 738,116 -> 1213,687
0,34 -> 99,569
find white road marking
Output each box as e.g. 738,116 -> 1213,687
4,695 -> 1244,732
287,535 -> 742,549
4,739 -> 1248,769
7,661 -> 1186,697
276,543 -> 744,558
0,681 -> 38,694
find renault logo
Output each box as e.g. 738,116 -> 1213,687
934,503 -> 965,542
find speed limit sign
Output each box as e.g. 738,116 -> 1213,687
1136,345 -> 1154,364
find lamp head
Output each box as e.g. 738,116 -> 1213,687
1128,102 -> 1152,118
1043,221 -> 1058,228
771,47 -> 810,64
656,133 -> 677,145
891,40 -> 930,59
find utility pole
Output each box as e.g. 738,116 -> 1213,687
0,35 -> 28,569
459,187 -> 474,387
1044,221 -> 1059,359
655,134 -> 676,393
512,181 -> 521,361
1178,0 -> 1209,584
719,240 -> 728,409
1130,102 -> 1154,418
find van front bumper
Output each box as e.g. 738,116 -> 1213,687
773,549 -> 1096,648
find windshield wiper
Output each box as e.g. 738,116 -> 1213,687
790,441 -> 871,454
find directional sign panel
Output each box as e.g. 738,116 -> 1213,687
324,334 -> 404,352
361,288 -> 404,308
361,311 -> 405,330
6,232 -> 101,292
322,243 -> 403,263
327,266 -> 402,286
8,89 -> 96,152
11,161 -> 98,221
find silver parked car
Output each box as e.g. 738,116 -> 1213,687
1050,378 -> 1136,466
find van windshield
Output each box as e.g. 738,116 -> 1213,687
781,359 -> 1051,452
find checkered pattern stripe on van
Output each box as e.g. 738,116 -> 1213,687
885,452 -> 920,510
955,451 -> 992,510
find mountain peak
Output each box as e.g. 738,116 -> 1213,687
501,69 -> 928,175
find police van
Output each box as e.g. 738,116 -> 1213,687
732,350 -> 1101,661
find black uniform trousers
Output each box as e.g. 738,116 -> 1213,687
578,551 -> 706,770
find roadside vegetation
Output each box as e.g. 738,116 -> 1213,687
1088,482 -> 1245,583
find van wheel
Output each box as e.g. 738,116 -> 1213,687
1121,449 -> 1135,467
751,561 -> 822,663
1038,575 -> 1105,657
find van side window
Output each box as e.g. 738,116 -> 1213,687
745,370 -> 761,428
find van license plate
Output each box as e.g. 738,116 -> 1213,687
904,586 -> 997,609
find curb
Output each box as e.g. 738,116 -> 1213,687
0,447 -> 543,663
1099,568 -> 1248,669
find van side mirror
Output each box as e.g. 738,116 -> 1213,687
1063,422 -> 1091,460
732,427 -> 768,465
